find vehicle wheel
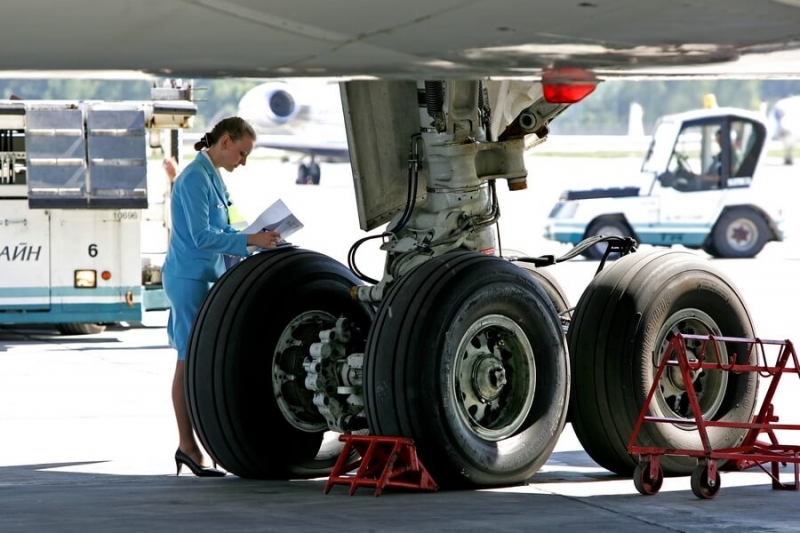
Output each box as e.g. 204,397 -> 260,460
296,163 -> 311,184
712,208 -> 769,258
633,462 -> 664,495
364,252 -> 569,488
583,218 -> 632,261
568,250 -> 758,476
701,240 -> 722,258
56,323 -> 106,335
308,162 -> 321,185
186,248 -> 374,479
511,262 -> 572,325
691,463 -> 721,499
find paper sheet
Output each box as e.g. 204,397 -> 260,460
243,199 -> 303,240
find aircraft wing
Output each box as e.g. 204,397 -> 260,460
182,132 -> 349,161
2,0 -> 800,79
253,135 -> 349,160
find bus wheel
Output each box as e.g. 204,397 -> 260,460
568,250 -> 758,476
364,252 -> 568,488
56,323 -> 106,335
186,248 -> 374,479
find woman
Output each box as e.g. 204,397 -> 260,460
162,117 -> 280,477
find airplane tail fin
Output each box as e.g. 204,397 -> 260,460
627,102 -> 644,137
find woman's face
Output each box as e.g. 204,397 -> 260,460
219,133 -> 255,172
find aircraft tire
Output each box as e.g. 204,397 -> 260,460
711,208 -> 769,258
512,262 -> 576,422
186,248 -> 374,479
567,250 -> 758,476
511,262 -> 572,323
364,252 -> 568,488
55,323 -> 106,335
296,163 -> 311,184
308,162 -> 321,185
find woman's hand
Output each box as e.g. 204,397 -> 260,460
247,230 -> 282,249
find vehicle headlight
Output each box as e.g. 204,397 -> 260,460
74,270 -> 97,289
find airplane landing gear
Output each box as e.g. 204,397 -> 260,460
186,78 -> 759,490
296,161 -> 321,185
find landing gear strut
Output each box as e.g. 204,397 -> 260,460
186,78 -> 758,489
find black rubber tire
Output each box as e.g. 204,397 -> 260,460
512,262 -> 572,324
55,323 -> 106,335
567,250 -> 758,476
513,263 -> 576,424
308,162 -> 321,185
295,163 -> 310,184
583,218 -> 632,261
711,208 -> 769,258
701,240 -> 722,258
364,252 -> 569,488
186,248 -> 374,479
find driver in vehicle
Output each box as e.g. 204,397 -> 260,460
698,129 -> 741,189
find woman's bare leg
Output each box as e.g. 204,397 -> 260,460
172,360 -> 205,465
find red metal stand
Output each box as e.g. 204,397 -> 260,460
324,434 -> 439,496
629,333 -> 800,499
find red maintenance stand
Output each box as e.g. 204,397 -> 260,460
629,333 -> 800,499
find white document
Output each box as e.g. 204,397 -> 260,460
243,199 -> 304,240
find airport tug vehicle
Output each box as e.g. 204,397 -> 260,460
545,107 -> 787,260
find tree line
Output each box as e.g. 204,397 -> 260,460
2,78 -> 799,135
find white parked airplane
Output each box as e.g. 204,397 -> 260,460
4,0 -> 800,493
235,79 -> 348,184
769,94 -> 800,164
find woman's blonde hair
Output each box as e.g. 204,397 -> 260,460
194,116 -> 257,151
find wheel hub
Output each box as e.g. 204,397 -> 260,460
654,309 -> 729,424
665,353 -> 700,390
273,311 -> 337,432
727,218 -> 757,251
452,314 -> 536,441
472,355 -> 508,401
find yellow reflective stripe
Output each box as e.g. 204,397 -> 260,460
227,203 -> 248,229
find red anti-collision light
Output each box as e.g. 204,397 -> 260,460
542,67 -> 599,104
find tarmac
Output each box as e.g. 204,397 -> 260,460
3,158 -> 800,531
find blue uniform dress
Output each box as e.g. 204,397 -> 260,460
162,151 -> 249,360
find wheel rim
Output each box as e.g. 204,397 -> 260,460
593,223 -> 624,237
725,217 -> 759,252
451,314 -> 536,441
652,309 -> 729,426
273,310 -> 335,432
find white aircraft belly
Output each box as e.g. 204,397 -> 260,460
2,0 -> 800,77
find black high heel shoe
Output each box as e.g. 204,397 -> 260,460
175,449 -> 226,477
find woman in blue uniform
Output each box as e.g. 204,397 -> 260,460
162,117 -> 281,476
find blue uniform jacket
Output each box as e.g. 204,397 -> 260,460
162,151 -> 249,282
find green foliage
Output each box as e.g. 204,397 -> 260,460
551,80 -> 800,135
0,77 -> 262,130
3,78 -> 800,135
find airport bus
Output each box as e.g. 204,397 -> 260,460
0,92 -> 195,334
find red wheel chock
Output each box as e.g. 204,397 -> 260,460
324,434 -> 439,496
